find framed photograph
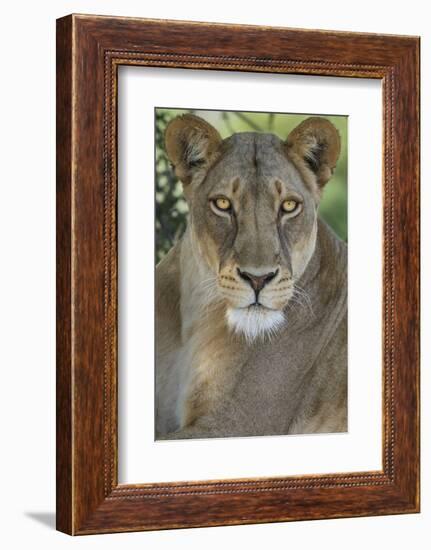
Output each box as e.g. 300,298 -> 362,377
56,14 -> 420,534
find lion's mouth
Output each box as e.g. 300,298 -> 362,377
246,302 -> 277,312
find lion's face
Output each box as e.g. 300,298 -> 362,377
165,115 -> 340,341
190,133 -> 319,340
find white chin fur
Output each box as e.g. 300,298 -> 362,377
226,307 -> 285,343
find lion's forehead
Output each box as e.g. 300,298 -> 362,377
222,132 -> 287,170
207,132 -> 305,194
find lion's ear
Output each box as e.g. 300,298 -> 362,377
286,117 -> 341,188
164,114 -> 222,185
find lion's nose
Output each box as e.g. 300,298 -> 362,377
237,268 -> 278,294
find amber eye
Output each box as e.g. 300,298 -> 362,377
281,199 -> 299,214
213,197 -> 232,211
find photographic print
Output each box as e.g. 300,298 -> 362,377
155,108 -> 348,440
57,15 -> 420,533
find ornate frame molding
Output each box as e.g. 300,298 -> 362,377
57,15 -> 419,534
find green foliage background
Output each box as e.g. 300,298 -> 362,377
155,108 -> 347,263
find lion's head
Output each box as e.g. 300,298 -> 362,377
165,114 -> 341,341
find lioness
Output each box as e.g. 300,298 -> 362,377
155,114 -> 347,439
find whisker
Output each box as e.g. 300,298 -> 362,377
291,283 -> 315,318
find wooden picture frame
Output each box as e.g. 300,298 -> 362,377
56,14 -> 420,535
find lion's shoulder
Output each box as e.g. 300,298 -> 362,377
156,244 -> 181,347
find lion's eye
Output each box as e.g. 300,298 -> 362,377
213,198 -> 231,211
281,199 -> 299,214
